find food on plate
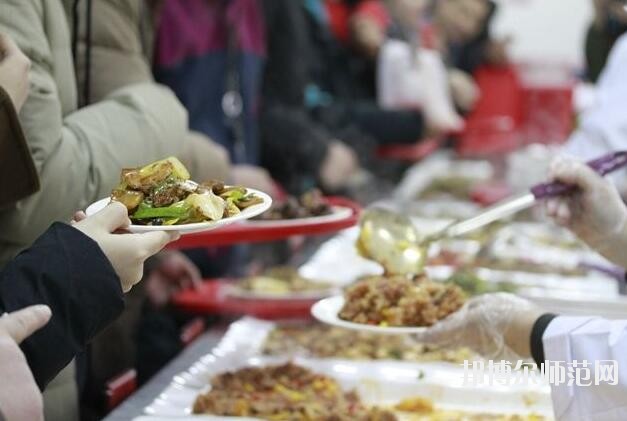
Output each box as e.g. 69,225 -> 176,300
236,267 -> 333,296
418,176 -> 478,200
394,396 -> 546,420
474,256 -> 587,277
259,188 -> 331,220
339,275 -> 466,327
110,157 -> 262,225
192,363 -> 397,420
394,397 -> 434,413
447,270 -> 518,296
262,324 -> 476,363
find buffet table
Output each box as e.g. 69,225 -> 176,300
102,151 -> 626,421
103,329 -> 225,421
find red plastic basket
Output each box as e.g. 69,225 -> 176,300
521,85 -> 574,145
457,65 -> 524,156
457,65 -> 575,156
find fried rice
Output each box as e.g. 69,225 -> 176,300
338,274 -> 466,327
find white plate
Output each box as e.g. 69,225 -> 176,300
85,188 -> 272,234
311,296 -> 429,334
224,284 -> 338,301
242,205 -> 352,228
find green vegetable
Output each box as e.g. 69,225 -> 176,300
220,189 -> 246,201
132,201 -> 190,220
224,200 -> 241,217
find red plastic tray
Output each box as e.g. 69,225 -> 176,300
166,197 -> 361,249
376,138 -> 443,162
172,280 -> 317,319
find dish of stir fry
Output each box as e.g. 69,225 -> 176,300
228,266 -> 335,299
258,189 -> 332,221
393,397 -> 546,420
192,363 -> 397,420
110,157 -> 264,226
262,324 -> 476,363
338,275 -> 466,328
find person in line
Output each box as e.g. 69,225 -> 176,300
153,0 -> 279,196
1,38 -> 180,393
562,31 -> 627,195
0,305 -> 52,421
585,0 -> 627,83
0,202 -> 178,421
423,157 -> 627,420
0,33 -> 36,208
71,0 -> 234,185
0,0 -> 184,415
0,1 -> 188,265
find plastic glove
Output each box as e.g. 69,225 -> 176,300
0,305 -> 51,421
546,156 -> 627,267
416,293 -> 543,360
73,202 -> 180,292
0,33 -> 30,112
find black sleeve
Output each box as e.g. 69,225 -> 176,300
260,105 -> 331,194
262,0 -> 311,107
530,313 -> 558,367
0,223 -> 124,390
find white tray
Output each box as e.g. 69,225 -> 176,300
140,318 -> 553,420
394,152 -> 494,202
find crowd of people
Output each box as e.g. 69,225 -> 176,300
2,0 -> 627,420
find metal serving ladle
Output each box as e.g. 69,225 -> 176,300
357,151 -> 627,275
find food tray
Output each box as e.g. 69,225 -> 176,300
140,318 -> 554,420
427,265 -> 619,298
166,197 -> 361,249
394,152 -> 494,202
172,280 -> 322,319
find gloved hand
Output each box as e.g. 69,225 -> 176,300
73,202 -> 179,292
0,305 -> 51,421
546,156 -> 627,267
416,293 -> 543,360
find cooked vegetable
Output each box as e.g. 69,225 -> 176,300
184,192 -> 225,222
110,157 -> 262,225
111,189 -> 144,212
132,201 -> 190,220
259,188 -> 330,220
223,200 -> 241,218
121,157 -> 190,191
237,194 -> 264,209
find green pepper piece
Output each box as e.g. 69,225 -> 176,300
132,202 -> 190,220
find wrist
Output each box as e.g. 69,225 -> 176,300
503,307 -> 545,358
594,211 -> 627,267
